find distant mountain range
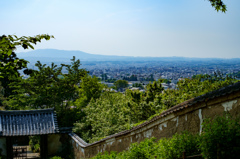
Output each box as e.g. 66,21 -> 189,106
17,49 -> 240,63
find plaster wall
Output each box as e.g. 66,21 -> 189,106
71,91 -> 240,159
48,134 -> 62,155
48,134 -> 71,156
71,139 -> 85,159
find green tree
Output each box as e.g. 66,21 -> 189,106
145,74 -> 154,81
5,61 -> 64,110
0,34 -> 53,97
137,80 -> 164,120
11,57 -> 87,109
208,0 -> 227,12
159,74 -> 238,110
6,57 -> 88,126
114,80 -> 128,90
73,92 -> 132,143
161,78 -> 171,84
132,83 -> 144,89
199,113 -> 240,159
57,56 -> 88,109
75,75 -> 104,109
126,90 -> 145,123
144,80 -> 163,104
0,82 -> 5,108
71,75 -> 105,128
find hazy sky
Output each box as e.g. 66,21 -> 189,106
1,0 -> 240,58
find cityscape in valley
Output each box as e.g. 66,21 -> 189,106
2,38 -> 240,159
18,49 -> 240,90
2,0 -> 240,158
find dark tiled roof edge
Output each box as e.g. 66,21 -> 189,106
53,110 -> 59,133
58,127 -> 73,134
0,108 -> 59,136
0,108 -> 55,115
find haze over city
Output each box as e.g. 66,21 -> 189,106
1,0 -> 240,58
0,0 -> 240,58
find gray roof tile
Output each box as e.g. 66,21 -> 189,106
0,108 -> 59,136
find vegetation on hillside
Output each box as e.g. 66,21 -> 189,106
0,0 -> 232,155
1,34 -> 238,143
74,74 -> 238,143
1,34 -> 238,146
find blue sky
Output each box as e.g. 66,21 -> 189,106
1,0 -> 240,58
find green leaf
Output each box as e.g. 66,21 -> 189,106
7,49 -> 12,56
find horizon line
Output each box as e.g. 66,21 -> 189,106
16,48 -> 240,59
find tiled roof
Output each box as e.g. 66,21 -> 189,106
0,108 -> 59,136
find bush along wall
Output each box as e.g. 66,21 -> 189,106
199,113 -> 240,159
91,113 -> 240,159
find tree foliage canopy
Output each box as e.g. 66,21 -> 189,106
5,57 -> 87,110
0,34 -> 54,97
114,80 -> 129,90
209,0 -> 227,12
74,74 -> 239,142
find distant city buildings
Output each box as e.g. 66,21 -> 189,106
23,59 -> 240,92
86,60 -> 240,92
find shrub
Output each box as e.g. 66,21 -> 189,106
91,132 -> 199,159
91,113 -> 240,159
34,144 -> 40,153
29,136 -> 40,152
125,137 -> 158,159
199,113 -> 240,159
94,152 -> 118,159
157,132 -> 200,159
50,156 -> 63,159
